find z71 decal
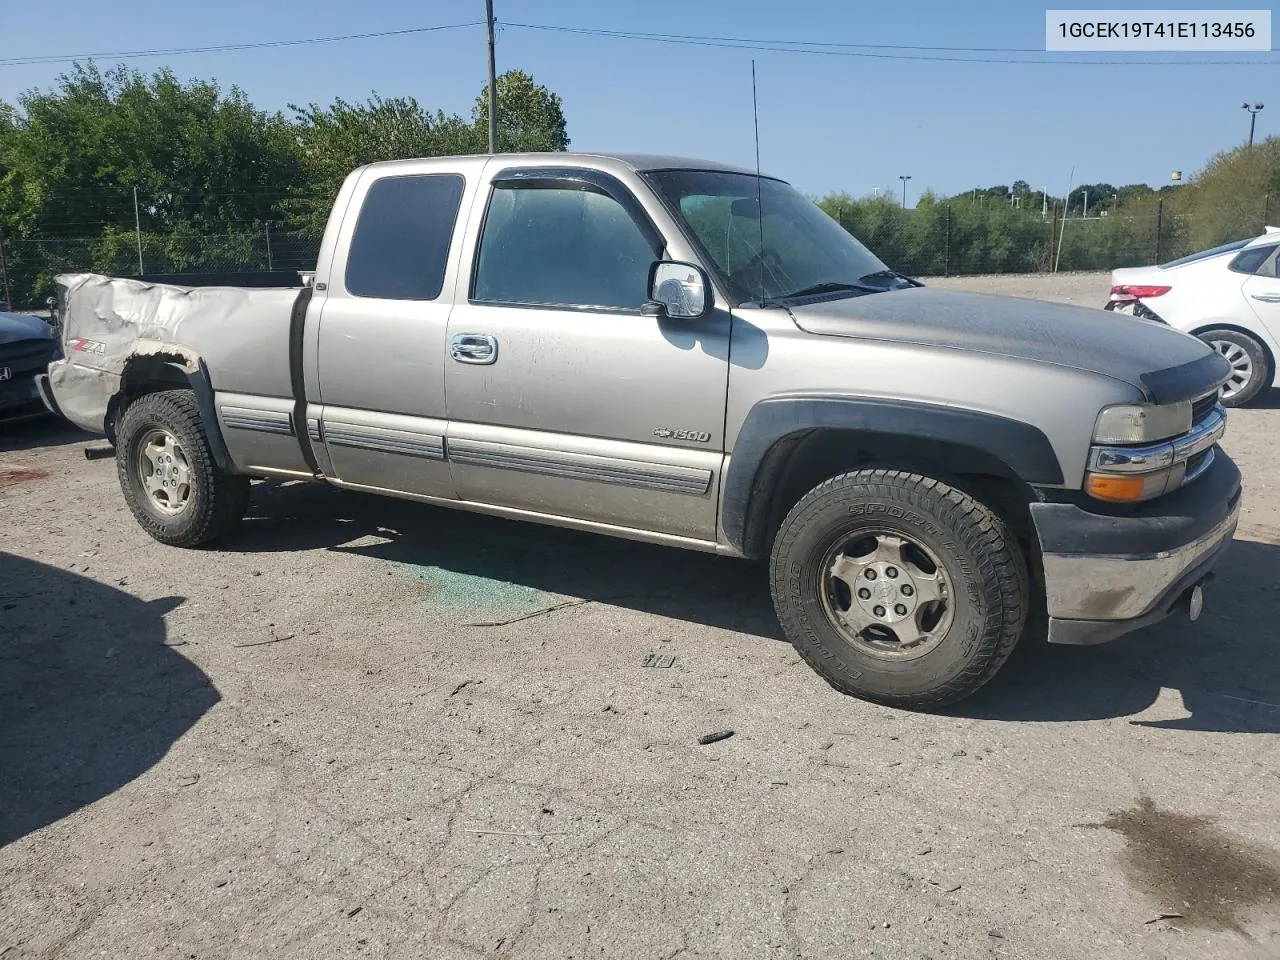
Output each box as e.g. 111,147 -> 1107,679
653,427 -> 711,442
68,338 -> 107,356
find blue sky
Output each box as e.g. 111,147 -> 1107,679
2,0 -> 1275,202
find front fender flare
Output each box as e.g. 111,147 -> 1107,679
721,396 -> 1064,556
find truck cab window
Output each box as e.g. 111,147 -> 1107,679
346,174 -> 465,300
472,185 -> 657,310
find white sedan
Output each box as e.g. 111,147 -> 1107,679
1107,228 -> 1280,406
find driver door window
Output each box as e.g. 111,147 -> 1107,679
473,186 -> 654,310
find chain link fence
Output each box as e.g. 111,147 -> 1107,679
0,229 -> 322,308
1,198 -> 1275,307
826,196 -> 1273,278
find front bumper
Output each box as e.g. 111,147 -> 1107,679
1031,450 -> 1242,645
0,374 -> 49,422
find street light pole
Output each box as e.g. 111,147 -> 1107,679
898,175 -> 912,210
1242,101 -> 1264,148
1039,185 -> 1048,218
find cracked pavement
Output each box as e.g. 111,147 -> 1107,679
3,274 -> 1280,959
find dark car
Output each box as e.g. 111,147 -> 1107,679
0,311 -> 61,423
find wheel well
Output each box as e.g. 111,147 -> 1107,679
741,428 -> 1038,561
107,354 -> 195,443
1191,323 -> 1276,377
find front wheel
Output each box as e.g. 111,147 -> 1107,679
116,389 -> 250,547
770,469 -> 1028,709
1199,328 -> 1271,407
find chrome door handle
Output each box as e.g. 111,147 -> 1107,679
450,333 -> 498,364
1250,293 -> 1280,303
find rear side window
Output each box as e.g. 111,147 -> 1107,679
346,174 -> 465,300
1229,243 -> 1280,276
472,184 -> 659,310
1160,239 -> 1248,268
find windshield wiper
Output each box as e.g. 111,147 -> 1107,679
855,269 -> 921,288
778,280 -> 881,300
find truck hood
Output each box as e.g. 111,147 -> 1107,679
0,311 -> 55,345
788,287 -> 1227,403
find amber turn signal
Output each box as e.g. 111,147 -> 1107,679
1085,473 -> 1149,502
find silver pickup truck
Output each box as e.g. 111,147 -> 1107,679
38,152 -> 1241,707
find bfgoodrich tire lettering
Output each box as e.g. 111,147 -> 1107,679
116,389 -> 250,547
769,469 -> 1028,708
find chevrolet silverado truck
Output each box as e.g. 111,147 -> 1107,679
38,153 -> 1241,707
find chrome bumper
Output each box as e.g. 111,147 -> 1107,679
1042,494 -> 1240,645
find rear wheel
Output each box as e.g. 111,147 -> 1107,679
1199,328 -> 1270,407
769,469 -> 1028,709
116,389 -> 250,546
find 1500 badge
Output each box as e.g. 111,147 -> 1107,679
653,427 -> 711,442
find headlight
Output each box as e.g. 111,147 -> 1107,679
1093,401 -> 1191,444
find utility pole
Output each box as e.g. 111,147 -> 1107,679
1242,102 -> 1264,148
898,175 -> 912,210
485,0 -> 498,154
265,223 -> 273,271
1040,185 -> 1048,218
133,185 -> 144,275
1083,190 -> 1089,219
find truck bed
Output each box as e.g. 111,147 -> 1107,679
45,273 -> 303,435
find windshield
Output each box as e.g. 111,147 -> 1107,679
644,169 -> 898,305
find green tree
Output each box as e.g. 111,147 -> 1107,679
472,69 -> 569,153
1067,183 -> 1117,215
0,63 -> 301,298
287,94 -> 480,231
1,64 -> 299,236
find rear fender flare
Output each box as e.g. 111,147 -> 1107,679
113,351 -> 235,474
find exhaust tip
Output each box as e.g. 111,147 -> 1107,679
84,444 -> 115,461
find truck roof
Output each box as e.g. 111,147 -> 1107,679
357,152 -> 763,178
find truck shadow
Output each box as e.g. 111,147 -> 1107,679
959,537 -> 1280,732
0,554 -> 217,848
235,481 -> 1280,733
240,480 -> 783,639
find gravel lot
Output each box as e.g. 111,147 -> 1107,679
3,272 -> 1279,960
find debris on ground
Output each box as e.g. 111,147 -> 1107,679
698,730 -> 735,745
1144,912 -> 1184,924
464,828 -> 569,838
233,632 -> 294,648
448,678 -> 476,698
641,653 -> 676,668
466,598 -> 594,627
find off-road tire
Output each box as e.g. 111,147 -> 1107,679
770,468 -> 1028,709
116,389 -> 250,547
1198,328 -> 1271,408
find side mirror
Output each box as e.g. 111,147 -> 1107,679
642,261 -> 711,320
